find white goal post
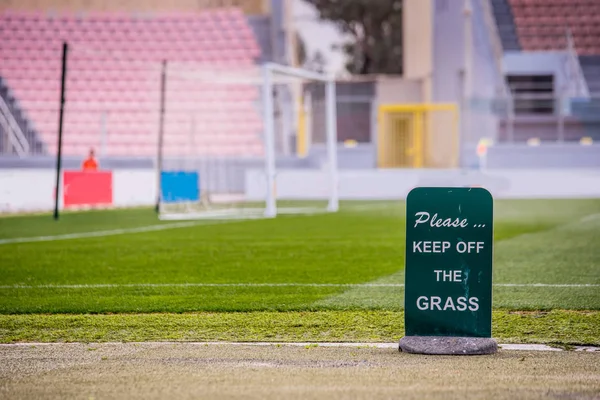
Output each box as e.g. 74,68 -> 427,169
261,62 -> 339,217
157,62 -> 339,220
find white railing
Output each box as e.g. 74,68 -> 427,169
465,93 -> 600,144
478,0 -> 515,140
0,95 -> 30,156
480,0 -> 511,97
564,30 -> 590,98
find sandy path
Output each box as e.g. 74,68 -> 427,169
1,343 -> 599,399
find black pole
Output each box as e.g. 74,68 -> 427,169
53,42 -> 68,220
155,60 -> 167,214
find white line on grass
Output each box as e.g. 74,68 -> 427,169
2,283 -> 395,289
581,213 -> 600,223
0,205 -> 388,246
0,220 -> 239,245
494,283 -> 600,287
1,283 -> 598,290
341,202 -> 399,211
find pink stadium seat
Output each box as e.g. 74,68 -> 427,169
0,8 -> 262,157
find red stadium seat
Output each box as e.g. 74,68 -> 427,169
510,0 -> 600,56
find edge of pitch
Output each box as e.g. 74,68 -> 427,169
0,342 -> 597,352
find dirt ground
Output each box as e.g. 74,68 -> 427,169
0,343 -> 599,400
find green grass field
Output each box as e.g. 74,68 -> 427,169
1,199 -> 599,344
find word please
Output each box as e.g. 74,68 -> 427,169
414,212 -> 469,228
413,241 -> 484,253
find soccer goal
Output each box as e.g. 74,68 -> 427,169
157,62 -> 339,220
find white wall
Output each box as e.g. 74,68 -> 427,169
246,168 -> 600,200
432,0 -> 506,146
0,170 -> 56,212
1,168 -> 600,213
113,170 -> 157,208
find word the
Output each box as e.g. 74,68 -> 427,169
434,270 -> 462,282
416,296 -> 479,311
414,212 -> 468,229
412,241 -> 484,253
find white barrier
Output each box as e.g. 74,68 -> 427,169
112,170 -> 157,208
0,170 -> 56,212
245,169 -> 600,200
0,169 -> 158,213
1,168 -> 599,213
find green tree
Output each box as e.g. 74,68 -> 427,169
310,50 -> 327,73
306,0 -> 403,75
296,32 -> 307,67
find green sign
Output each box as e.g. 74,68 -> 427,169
405,187 -> 493,337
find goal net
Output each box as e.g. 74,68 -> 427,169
158,62 -> 339,220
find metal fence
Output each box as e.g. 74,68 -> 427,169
0,76 -> 42,157
306,80 -> 376,146
465,94 -> 600,145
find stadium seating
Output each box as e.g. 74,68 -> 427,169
0,9 -> 264,157
508,0 -> 600,55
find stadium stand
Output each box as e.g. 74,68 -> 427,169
487,0 -> 600,147
0,0 -> 268,15
492,0 -> 600,93
0,8 -> 263,157
510,0 -> 600,54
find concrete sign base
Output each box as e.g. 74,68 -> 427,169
399,336 -> 498,355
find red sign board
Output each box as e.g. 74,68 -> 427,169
63,171 -> 113,207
